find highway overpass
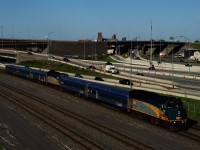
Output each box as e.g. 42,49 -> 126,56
0,38 -> 187,59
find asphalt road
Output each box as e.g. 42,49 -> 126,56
70,59 -> 200,93
146,73 -> 200,89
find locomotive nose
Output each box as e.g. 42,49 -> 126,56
167,108 -> 187,121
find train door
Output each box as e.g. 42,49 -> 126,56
127,96 -> 132,111
85,83 -> 89,97
96,90 -> 99,99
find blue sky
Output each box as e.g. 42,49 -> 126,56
0,0 -> 200,41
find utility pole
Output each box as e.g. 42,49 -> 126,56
150,19 -> 153,66
45,31 -> 55,70
84,41 -> 85,59
172,39 -> 174,88
170,35 -> 185,88
130,40 -> 133,89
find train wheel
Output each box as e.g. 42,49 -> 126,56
161,121 -> 170,128
58,87 -> 62,91
150,117 -> 160,125
78,92 -> 82,97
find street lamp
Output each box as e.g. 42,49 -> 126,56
84,41 -> 85,59
150,19 -> 153,66
170,35 -> 184,88
173,36 -> 191,75
136,36 -> 140,50
90,36 -> 97,60
94,41 -> 97,60
170,36 -> 178,88
159,39 -> 162,63
45,32 -> 55,70
188,42 -> 191,75
130,39 -> 133,89
45,31 -> 55,55
169,37 -> 175,88
182,37 -> 191,75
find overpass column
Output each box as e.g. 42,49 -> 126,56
16,53 -> 20,64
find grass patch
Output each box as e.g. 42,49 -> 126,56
99,56 -> 119,63
139,51 -> 149,60
18,60 -> 120,79
121,52 -> 129,58
182,98 -> 200,123
191,43 -> 200,49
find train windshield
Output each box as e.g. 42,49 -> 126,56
165,99 -> 183,109
47,70 -> 61,78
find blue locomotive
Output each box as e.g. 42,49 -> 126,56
5,65 -> 187,130
59,76 -> 187,129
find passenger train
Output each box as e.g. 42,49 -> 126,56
5,65 -> 187,130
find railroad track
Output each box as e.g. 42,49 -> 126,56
0,84 -> 103,149
183,125 -> 200,143
0,81 -> 155,150
176,124 -> 200,143
191,125 -> 200,131
176,131 -> 200,143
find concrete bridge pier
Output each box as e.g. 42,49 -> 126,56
16,53 -> 47,64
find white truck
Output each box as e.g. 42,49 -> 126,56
107,49 -> 114,55
194,51 -> 200,62
104,65 -> 119,74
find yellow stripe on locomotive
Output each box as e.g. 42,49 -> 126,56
130,99 -> 168,120
47,76 -> 60,85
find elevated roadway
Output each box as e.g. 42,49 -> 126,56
0,38 -> 186,57
107,40 -> 185,56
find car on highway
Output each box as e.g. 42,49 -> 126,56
87,66 -> 96,70
27,51 -> 33,55
48,54 -> 55,59
135,57 -> 140,60
106,62 -> 113,65
185,63 -> 192,67
74,73 -> 83,78
63,57 -> 70,62
157,61 -> 162,65
119,79 -> 133,85
94,76 -> 104,81
148,65 -> 156,70
136,72 -> 144,76
60,73 -> 69,77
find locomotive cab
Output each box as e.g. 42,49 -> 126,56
47,70 -> 61,86
164,99 -> 187,129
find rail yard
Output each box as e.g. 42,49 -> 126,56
0,46 -> 200,150
0,64 -> 200,149
1,1 -> 200,149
